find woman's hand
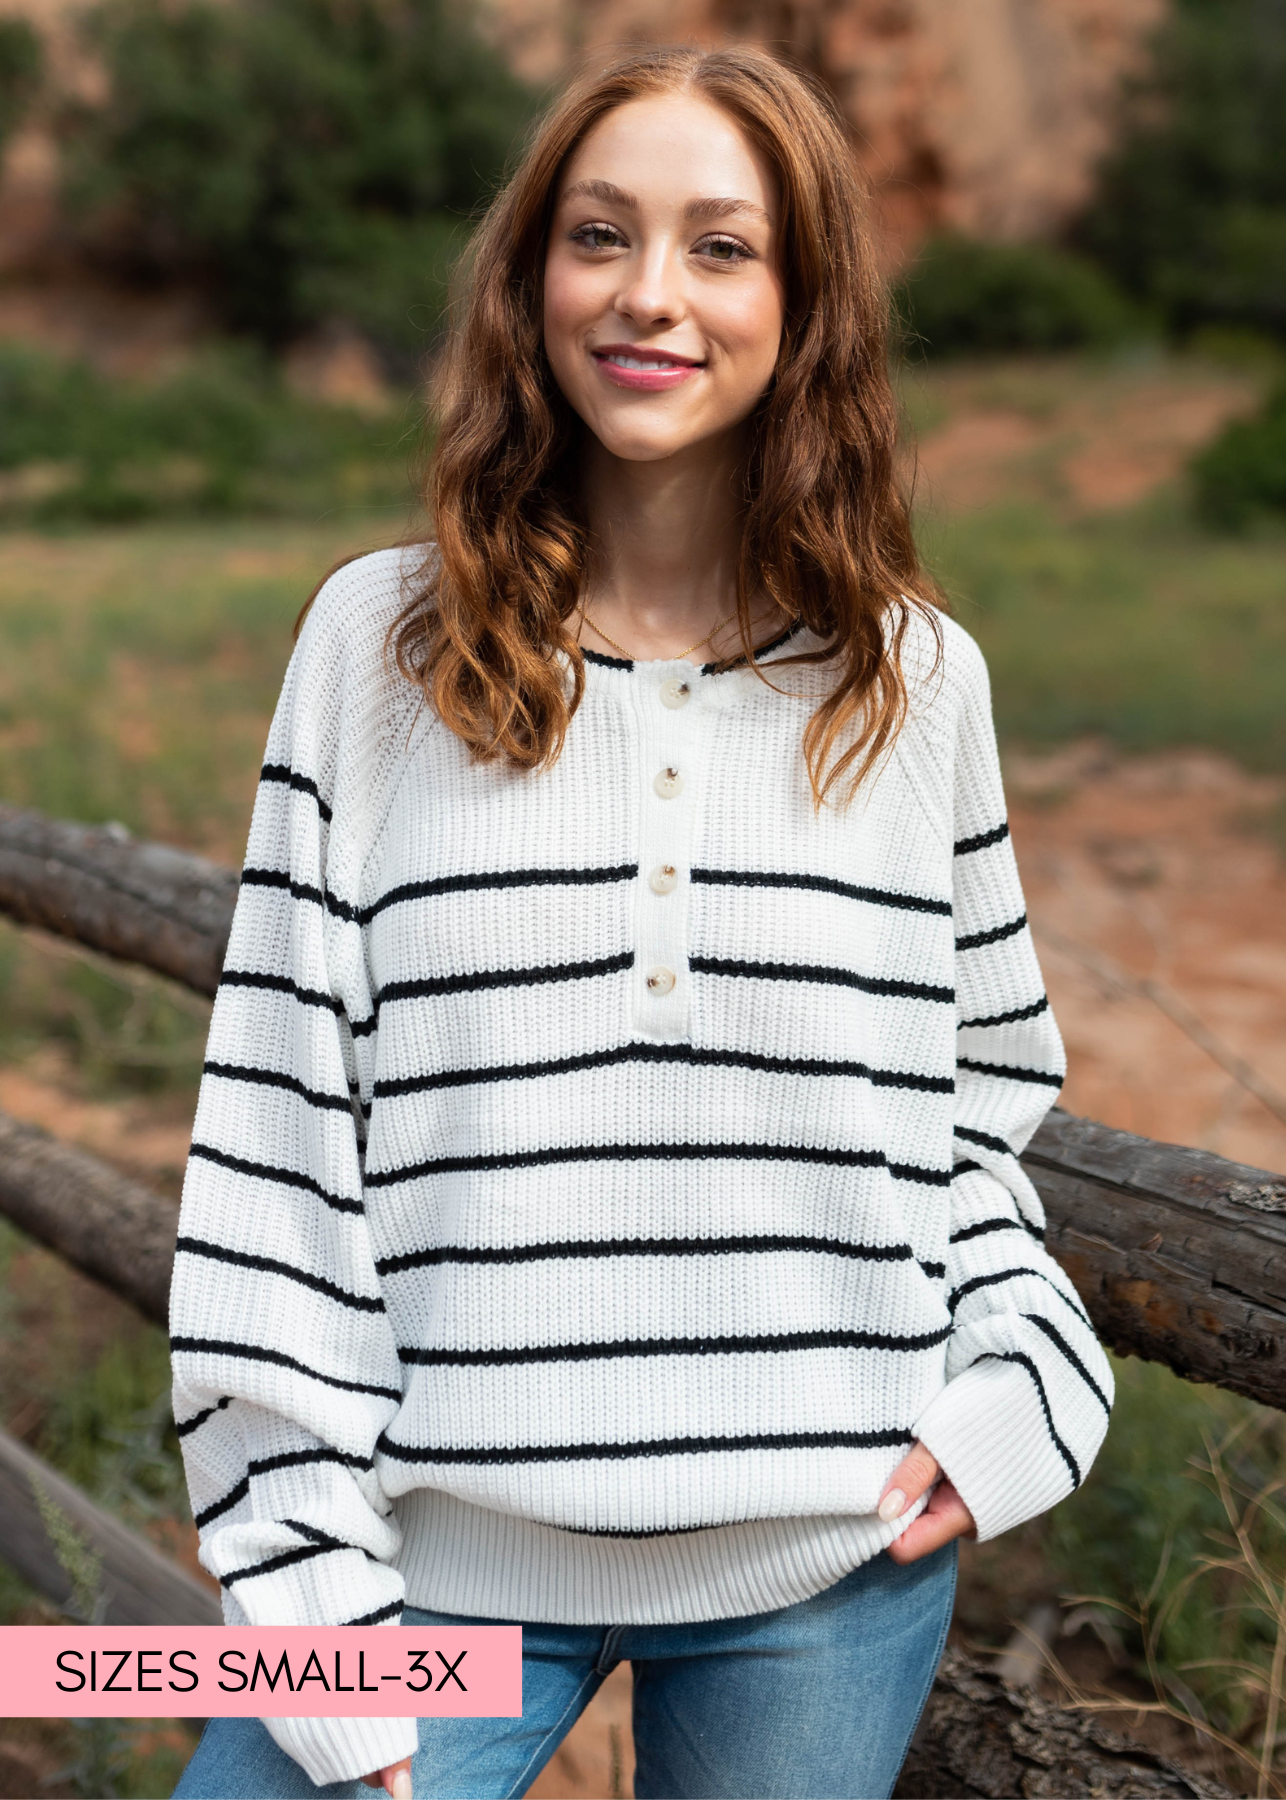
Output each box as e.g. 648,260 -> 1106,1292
360,1757 -> 412,1797
877,1441 -> 976,1564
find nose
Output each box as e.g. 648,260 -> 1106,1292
613,237 -> 686,330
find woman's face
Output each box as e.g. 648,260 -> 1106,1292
543,92 -> 785,465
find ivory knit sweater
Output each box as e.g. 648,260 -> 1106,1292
170,548 -> 1113,1787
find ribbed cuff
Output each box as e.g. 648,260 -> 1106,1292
914,1358 -> 1072,1541
264,1714 -> 419,1788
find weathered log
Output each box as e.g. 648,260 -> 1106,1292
0,804 -> 237,997
895,1650 -> 1235,1799
1029,1111 -> 1286,1412
0,1110 -> 176,1328
0,1423 -> 220,1626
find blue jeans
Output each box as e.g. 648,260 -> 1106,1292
171,1543 -> 956,1799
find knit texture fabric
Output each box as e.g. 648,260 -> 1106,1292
170,547 -> 1113,1786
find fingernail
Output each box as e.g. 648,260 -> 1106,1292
392,1771 -> 412,1800
878,1487 -> 907,1523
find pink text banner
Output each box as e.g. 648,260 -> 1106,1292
0,1626 -> 522,1718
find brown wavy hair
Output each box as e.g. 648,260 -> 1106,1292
389,42 -> 941,806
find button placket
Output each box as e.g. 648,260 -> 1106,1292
631,665 -> 701,1041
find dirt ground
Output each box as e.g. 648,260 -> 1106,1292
908,355 -> 1266,516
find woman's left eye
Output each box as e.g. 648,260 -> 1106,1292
694,235 -> 753,264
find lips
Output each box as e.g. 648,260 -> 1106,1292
591,343 -> 704,392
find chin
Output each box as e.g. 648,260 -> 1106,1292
592,430 -> 690,463
591,412 -> 714,463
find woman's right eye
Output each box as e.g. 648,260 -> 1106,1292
570,222 -> 626,251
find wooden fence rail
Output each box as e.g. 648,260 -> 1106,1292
0,804 -> 237,997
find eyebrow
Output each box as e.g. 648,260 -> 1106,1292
560,178 -> 771,226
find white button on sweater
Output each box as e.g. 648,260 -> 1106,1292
170,547 -> 1113,1786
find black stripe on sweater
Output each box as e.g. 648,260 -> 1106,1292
175,1237 -> 385,1313
958,1058 -> 1063,1088
239,867 -> 325,907
175,1395 -> 231,1439
202,1061 -> 353,1113
193,1450 -> 375,1527
375,952 -> 633,1008
397,1324 -> 952,1368
959,996 -> 1049,1028
1022,1314 -> 1112,1417
373,1041 -> 953,1101
377,1426 -> 915,1467
698,620 -> 804,674
955,1124 -> 1014,1157
954,822 -> 1009,856
281,1519 -> 352,1548
994,1349 -> 1081,1488
187,1143 -> 363,1215
220,1540 -> 341,1588
691,868 -> 952,918
218,970 -> 343,1015
690,957 -> 953,1004
955,914 -> 1027,952
260,764 -> 332,824
170,1336 -> 401,1401
251,1447 -> 374,1478
949,1217 -> 1043,1248
377,1231 -> 935,1278
193,1475 -> 249,1528
344,1600 -> 403,1626
364,1142 -> 952,1191
356,863 -> 638,925
949,1267 -> 1092,1329
237,863 -> 638,929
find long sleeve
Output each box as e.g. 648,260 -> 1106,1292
169,575 -> 419,1786
913,633 -> 1114,1539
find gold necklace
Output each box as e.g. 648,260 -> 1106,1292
578,603 -> 739,663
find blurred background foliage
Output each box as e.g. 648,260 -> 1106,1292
58,0 -> 535,367
0,339 -> 418,520
1078,0 -> 1286,344
0,16 -> 42,152
893,236 -> 1143,358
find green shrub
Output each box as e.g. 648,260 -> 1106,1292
895,234 -> 1138,357
1191,378 -> 1286,528
1081,0 -> 1286,340
0,339 -> 414,520
0,17 -> 42,151
59,0 -> 533,364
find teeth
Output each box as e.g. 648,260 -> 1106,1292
609,355 -> 684,371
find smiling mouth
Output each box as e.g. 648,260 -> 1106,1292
592,347 -> 704,371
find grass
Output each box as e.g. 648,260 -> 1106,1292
0,509 -> 413,851
0,341 -> 421,525
1044,1358 -> 1286,1792
927,496 -> 1286,770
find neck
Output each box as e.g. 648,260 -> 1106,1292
578,430 -> 760,661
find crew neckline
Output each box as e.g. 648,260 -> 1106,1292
580,620 -> 805,676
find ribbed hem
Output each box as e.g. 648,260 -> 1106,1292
914,1357 -> 1073,1541
392,1487 -> 927,1625
265,1713 -> 418,1788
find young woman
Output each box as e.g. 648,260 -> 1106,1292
170,44 -> 1113,1800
